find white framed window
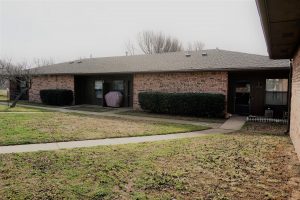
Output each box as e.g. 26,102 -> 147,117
265,79 -> 288,105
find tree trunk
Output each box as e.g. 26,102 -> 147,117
10,88 -> 28,108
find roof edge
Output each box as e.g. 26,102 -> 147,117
32,66 -> 290,76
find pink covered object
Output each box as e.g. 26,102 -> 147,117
105,91 -> 123,107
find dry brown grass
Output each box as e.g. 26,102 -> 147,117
0,124 -> 299,199
242,121 -> 288,135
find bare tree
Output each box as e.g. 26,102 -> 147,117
124,40 -> 136,56
186,41 -> 205,52
137,31 -> 182,54
193,41 -> 205,51
0,58 -> 53,107
137,31 -> 154,54
32,57 -> 54,67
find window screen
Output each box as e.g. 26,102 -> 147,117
265,79 -> 288,105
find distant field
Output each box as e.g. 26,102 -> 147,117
0,89 -> 7,101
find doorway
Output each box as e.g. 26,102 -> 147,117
74,74 -> 133,107
234,81 -> 251,115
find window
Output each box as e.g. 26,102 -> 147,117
265,79 -> 288,105
95,80 -> 103,99
235,83 -> 250,105
112,80 -> 124,91
20,80 -> 27,88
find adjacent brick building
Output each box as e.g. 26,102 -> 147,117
256,0 -> 300,159
290,48 -> 300,158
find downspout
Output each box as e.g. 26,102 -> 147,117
286,59 -> 293,135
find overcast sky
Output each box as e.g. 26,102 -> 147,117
0,0 -> 267,64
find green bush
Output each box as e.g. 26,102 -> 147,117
40,89 -> 73,106
138,92 -> 225,117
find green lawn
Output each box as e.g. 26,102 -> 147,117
0,104 -> 46,112
119,110 -> 226,123
0,112 -> 207,145
16,100 -> 64,108
0,124 -> 299,199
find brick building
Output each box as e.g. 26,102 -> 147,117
12,49 -> 289,117
256,0 -> 300,159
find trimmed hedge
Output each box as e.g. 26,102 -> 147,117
138,92 -> 225,117
40,89 -> 73,106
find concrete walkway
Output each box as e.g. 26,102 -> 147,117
0,128 -> 234,154
220,116 -> 246,130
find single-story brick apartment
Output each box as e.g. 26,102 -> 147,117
12,49 -> 290,117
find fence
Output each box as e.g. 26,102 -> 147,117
247,116 -> 288,124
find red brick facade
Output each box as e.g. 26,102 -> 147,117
133,71 -> 228,110
290,47 -> 300,159
29,75 -> 74,103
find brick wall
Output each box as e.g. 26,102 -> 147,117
29,75 -> 74,103
133,71 -> 228,110
290,47 -> 300,160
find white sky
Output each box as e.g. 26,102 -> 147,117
0,0 -> 267,64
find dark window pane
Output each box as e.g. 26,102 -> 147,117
265,91 -> 287,105
113,80 -> 124,91
265,79 -> 288,105
236,93 -> 250,105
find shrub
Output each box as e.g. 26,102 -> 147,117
40,89 -> 73,106
138,92 -> 225,117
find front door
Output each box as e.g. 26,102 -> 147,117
234,81 -> 251,115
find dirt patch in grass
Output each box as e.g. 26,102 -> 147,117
0,112 -> 208,145
242,122 -> 288,135
119,110 -> 226,123
0,129 -> 299,199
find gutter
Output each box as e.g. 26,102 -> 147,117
31,67 -> 290,76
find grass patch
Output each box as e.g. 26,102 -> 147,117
119,110 -> 226,123
0,104 -> 46,112
0,128 -> 299,199
0,112 -> 208,145
15,100 -> 62,108
65,105 -> 115,112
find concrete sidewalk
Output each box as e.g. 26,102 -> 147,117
0,128 -> 234,154
220,116 -> 246,130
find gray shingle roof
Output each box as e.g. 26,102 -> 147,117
33,49 -> 289,75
